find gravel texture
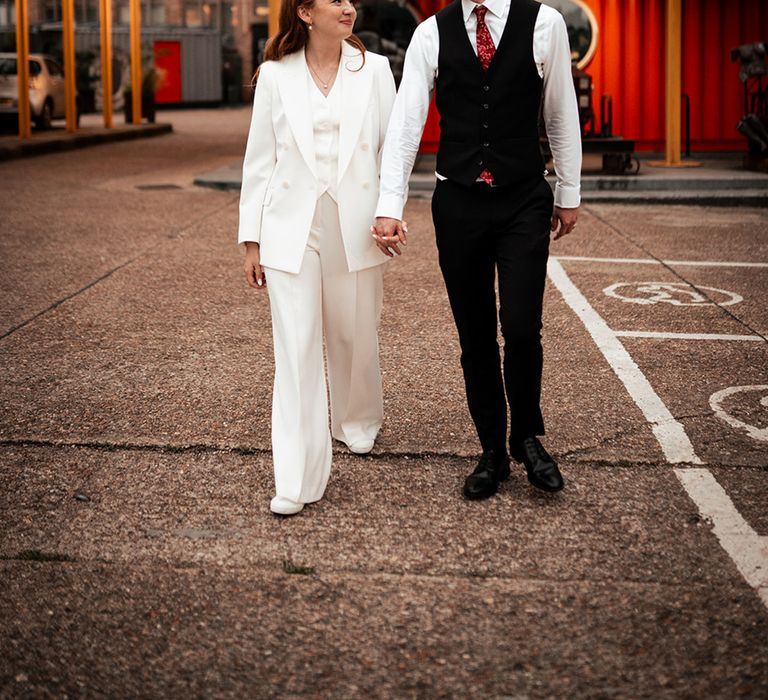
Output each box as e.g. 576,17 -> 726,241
1,108 -> 766,698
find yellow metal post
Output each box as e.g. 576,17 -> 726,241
62,0 -> 77,132
99,0 -> 113,128
648,0 -> 700,168
14,0 -> 31,139
268,0 -> 281,38
129,0 -> 142,124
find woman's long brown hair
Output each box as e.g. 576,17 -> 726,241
252,0 -> 366,84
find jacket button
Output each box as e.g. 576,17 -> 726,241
360,143 -> 369,151
282,181 -> 290,188
362,182 -> 370,189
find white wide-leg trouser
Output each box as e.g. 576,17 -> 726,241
265,193 -> 385,504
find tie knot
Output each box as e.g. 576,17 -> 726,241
474,4 -> 488,21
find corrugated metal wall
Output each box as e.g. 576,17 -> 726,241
416,0 -> 768,152
585,0 -> 768,151
76,27 -> 221,103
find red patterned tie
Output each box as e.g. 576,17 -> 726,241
475,4 -> 495,184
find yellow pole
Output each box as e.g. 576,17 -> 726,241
648,0 -> 700,168
14,0 -> 31,139
99,0 -> 113,128
665,0 -> 680,164
61,0 -> 77,132
268,0 -> 280,38
129,0 -> 142,124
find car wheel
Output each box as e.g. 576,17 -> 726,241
34,99 -> 53,130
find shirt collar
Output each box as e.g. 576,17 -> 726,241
461,0 -> 506,22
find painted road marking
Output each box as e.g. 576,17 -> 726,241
603,282 -> 743,307
709,385 -> 768,443
614,331 -> 763,342
547,259 -> 702,464
548,258 -> 768,611
674,469 -> 768,608
555,256 -> 768,269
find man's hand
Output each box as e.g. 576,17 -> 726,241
243,242 -> 266,289
551,206 -> 579,240
372,217 -> 408,257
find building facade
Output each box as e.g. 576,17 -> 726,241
2,0 -> 767,152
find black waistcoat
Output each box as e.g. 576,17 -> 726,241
435,0 -> 544,187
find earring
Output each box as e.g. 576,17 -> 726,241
308,23 -> 313,30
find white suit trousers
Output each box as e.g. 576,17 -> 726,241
265,193 -> 385,504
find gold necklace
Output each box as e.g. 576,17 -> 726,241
306,57 -> 339,90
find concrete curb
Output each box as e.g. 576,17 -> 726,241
0,123 -> 173,161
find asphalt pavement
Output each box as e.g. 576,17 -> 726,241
1,108 -> 767,699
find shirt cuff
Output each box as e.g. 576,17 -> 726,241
375,193 -> 406,221
554,183 -> 581,209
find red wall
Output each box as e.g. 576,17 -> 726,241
414,0 -> 768,152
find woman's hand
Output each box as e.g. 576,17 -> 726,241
244,242 -> 266,289
371,218 -> 408,257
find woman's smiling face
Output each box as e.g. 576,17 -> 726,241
299,0 -> 357,41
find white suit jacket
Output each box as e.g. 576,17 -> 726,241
238,43 -> 396,274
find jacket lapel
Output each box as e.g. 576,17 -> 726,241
337,42 -> 373,184
276,51 -> 317,178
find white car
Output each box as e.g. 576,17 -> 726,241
0,53 -> 73,129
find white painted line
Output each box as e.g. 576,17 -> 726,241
615,330 -> 763,342
709,385 -> 768,443
549,258 -> 768,609
674,468 -> 768,608
554,255 -> 768,269
554,255 -> 662,265
666,259 -> 768,269
547,258 -> 703,464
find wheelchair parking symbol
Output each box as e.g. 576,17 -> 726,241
603,282 -> 743,307
709,385 -> 768,443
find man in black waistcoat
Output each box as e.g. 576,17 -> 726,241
373,0 -> 582,499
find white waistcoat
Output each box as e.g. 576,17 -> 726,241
307,61 -> 342,202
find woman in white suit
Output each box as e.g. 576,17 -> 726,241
238,0 -> 398,515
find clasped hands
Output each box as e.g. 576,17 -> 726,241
371,217 -> 408,258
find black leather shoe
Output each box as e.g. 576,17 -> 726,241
463,449 -> 511,500
511,437 -> 564,493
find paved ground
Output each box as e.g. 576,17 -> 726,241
1,108 -> 767,699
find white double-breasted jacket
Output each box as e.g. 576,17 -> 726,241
238,43 -> 396,274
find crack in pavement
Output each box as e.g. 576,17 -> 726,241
0,196 -> 238,343
0,437 -> 764,470
584,205 -> 768,343
2,551 -> 744,590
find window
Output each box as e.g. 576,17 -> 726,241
0,59 -> 40,78
44,58 -> 64,76
540,0 -> 599,69
184,0 -> 214,27
74,0 -> 100,22
115,0 -> 166,27
44,0 -> 60,22
143,0 -> 166,25
0,0 -> 16,26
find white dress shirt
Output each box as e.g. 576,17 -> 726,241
376,0 -> 582,220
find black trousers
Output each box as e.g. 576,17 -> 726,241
431,176 -> 554,451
